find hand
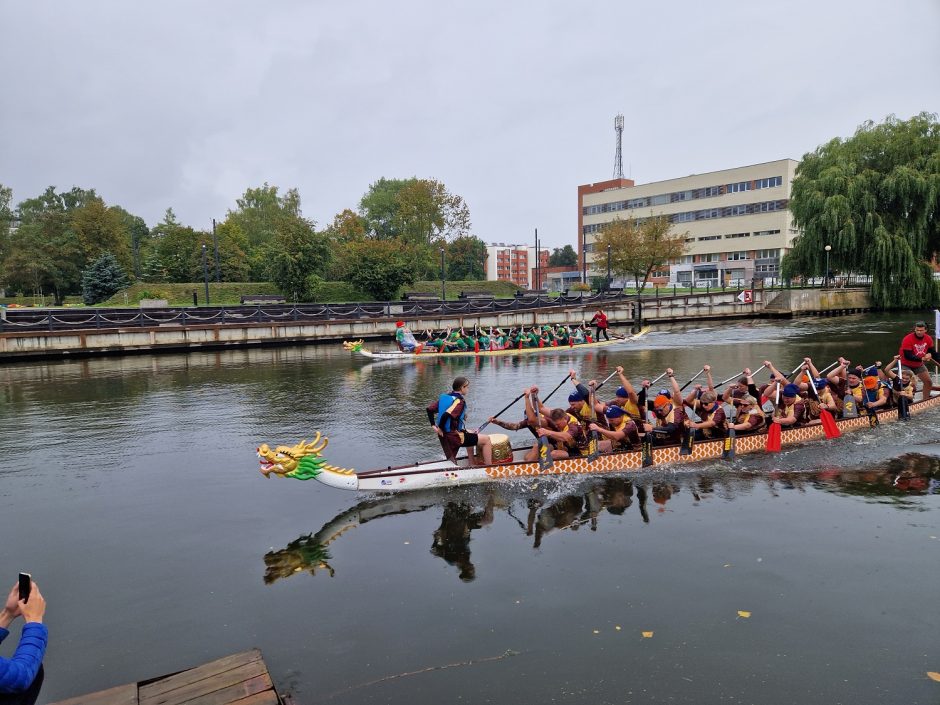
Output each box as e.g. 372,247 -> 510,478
641,379 -> 651,388
488,417 -> 497,423
434,427 -> 443,437
569,369 -> 577,379
19,582 -> 45,624
537,428 -> 549,438
804,357 -> 812,363
892,354 -> 900,361
875,361 -> 882,368
763,360 -> 772,368
529,386 -> 539,395
643,423 -> 653,433
666,367 -> 674,376
703,364 -> 711,373
615,366 -> 624,374
771,418 -> 781,425
588,379 -> 597,388
693,384 -> 702,391
589,423 -> 599,432
0,584 -> 21,628
743,368 -> 751,376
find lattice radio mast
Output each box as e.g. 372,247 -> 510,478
613,114 -> 624,179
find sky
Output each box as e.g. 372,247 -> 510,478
1,0 -> 937,250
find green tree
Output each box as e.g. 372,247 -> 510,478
71,197 -> 132,271
594,215 -> 688,292
343,239 -> 420,300
781,113 -> 940,309
81,252 -> 130,304
212,220 -> 251,281
0,184 -> 12,270
446,235 -> 487,280
359,177 -> 472,244
139,250 -> 167,282
113,207 -> 150,278
269,219 -> 332,302
549,245 -> 578,267
2,186 -> 99,303
152,209 -> 200,282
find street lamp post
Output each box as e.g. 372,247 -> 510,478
606,244 -> 612,293
212,218 -> 221,283
824,244 -> 832,288
582,232 -> 587,285
440,248 -> 446,301
201,244 -> 210,305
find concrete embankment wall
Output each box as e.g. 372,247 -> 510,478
0,288 -> 873,361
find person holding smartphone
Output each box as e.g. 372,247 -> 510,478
0,577 -> 47,694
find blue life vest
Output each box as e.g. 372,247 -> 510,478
436,392 -> 465,432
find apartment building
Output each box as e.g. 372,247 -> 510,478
578,159 -> 800,287
485,244 -> 550,288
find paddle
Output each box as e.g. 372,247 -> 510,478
587,384 -> 600,462
766,384 -> 782,452
541,371 -> 578,405
476,391 -> 528,434
679,368 -> 706,392
895,358 -> 912,420
641,431 -> 654,468
531,392 -> 554,471
593,368 -> 622,393
721,427 -> 736,461
807,378 -> 841,439
679,422 -> 694,456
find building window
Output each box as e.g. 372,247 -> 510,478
700,253 -> 719,263
757,249 -> 780,259
727,181 -> 751,193
753,229 -> 781,237
698,235 -> 721,241
727,251 -> 749,260
725,232 -> 749,239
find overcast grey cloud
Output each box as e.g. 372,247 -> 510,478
1,0 -> 937,248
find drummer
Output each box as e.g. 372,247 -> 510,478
427,377 -> 493,465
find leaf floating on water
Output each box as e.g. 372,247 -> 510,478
593,629 -> 600,634
927,671 -> 940,682
642,631 -> 654,638
615,625 -> 622,631
737,611 -> 751,618
723,564 -> 732,568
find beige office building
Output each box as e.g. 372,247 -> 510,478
578,158 -> 800,287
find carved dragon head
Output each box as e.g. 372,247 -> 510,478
342,339 -> 364,352
257,432 -> 355,481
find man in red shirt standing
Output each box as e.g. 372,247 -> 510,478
589,309 -> 610,341
899,321 -> 936,401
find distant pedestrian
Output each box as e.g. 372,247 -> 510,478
590,309 -> 610,341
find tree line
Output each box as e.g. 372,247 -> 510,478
0,178 -> 491,305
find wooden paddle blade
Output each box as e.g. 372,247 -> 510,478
820,409 -> 841,439
842,395 -> 859,419
766,422 -> 782,452
867,408 -> 879,427
679,426 -> 693,456
898,396 -> 911,420
641,435 -> 654,467
538,437 -> 554,470
721,428 -> 736,461
588,432 -> 599,462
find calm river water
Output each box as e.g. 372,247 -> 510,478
1,314 -> 938,704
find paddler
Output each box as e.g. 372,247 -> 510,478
589,406 -> 641,450
605,366 -> 646,424
827,358 -> 865,416
801,357 -> 838,418
427,376 -> 493,465
523,386 -> 586,460
885,355 -> 915,410
642,369 -> 686,445
684,389 -> 728,440
394,321 -> 420,352
727,395 -> 766,435
861,365 -> 889,413
770,383 -> 808,428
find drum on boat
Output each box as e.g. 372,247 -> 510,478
490,433 -> 513,464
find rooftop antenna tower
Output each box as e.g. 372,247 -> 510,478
613,114 -> 624,179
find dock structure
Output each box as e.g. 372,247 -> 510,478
48,649 -> 285,705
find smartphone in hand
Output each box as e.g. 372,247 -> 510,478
18,573 -> 31,603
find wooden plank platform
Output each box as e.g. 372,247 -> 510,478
48,650 -> 283,705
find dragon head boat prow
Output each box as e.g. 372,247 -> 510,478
257,432 -> 359,490
342,339 -> 365,353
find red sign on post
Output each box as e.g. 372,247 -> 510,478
737,290 -> 753,304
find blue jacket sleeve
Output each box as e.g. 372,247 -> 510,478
0,623 -> 48,693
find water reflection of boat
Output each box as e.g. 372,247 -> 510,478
258,394 -> 940,493
263,460 -> 940,584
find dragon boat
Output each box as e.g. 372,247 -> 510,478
257,392 -> 940,493
342,327 -> 648,360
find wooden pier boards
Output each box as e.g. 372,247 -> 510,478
48,650 -> 283,705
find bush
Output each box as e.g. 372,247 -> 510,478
82,253 -> 130,305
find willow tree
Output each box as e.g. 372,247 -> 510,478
781,113 -> 940,308
594,214 -> 688,293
